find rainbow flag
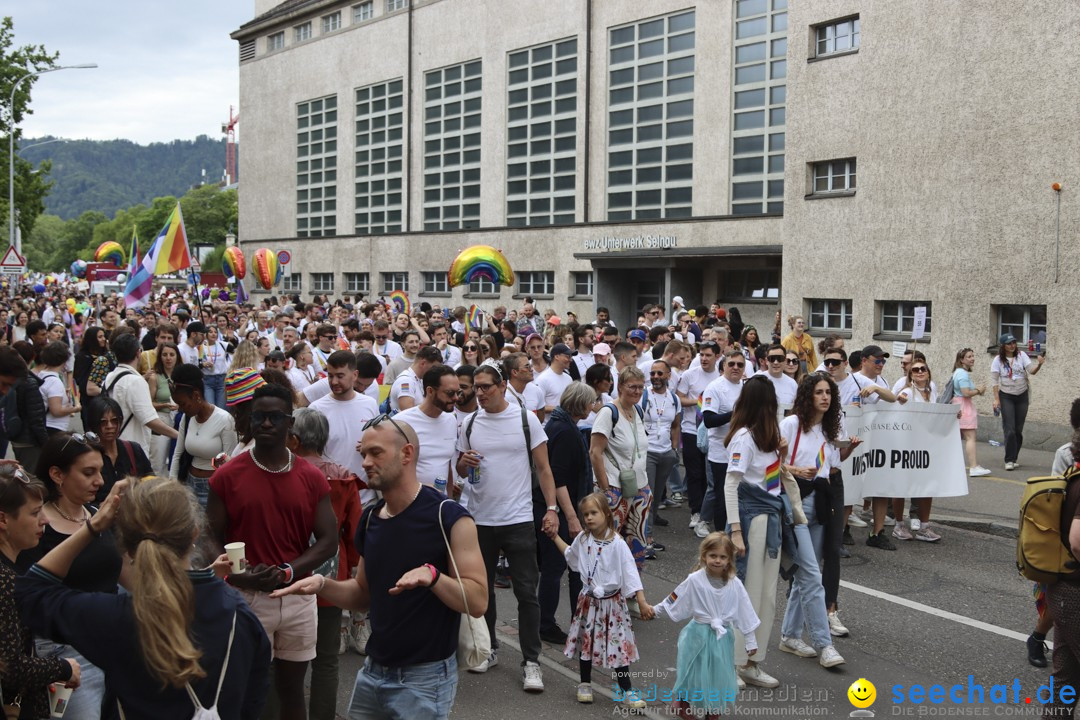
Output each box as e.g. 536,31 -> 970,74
765,457 -> 781,494
467,304 -> 482,329
124,202 -> 193,308
694,394 -> 704,424
815,444 -> 826,473
126,226 -> 140,278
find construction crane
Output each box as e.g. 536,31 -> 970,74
221,106 -> 239,185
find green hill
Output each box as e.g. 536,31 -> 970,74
19,135 -> 238,220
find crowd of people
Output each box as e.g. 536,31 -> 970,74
0,281 -> 1067,719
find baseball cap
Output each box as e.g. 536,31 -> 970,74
551,343 -> 573,357
186,321 -> 207,334
548,316 -> 562,326
593,342 -> 612,356
861,344 -> 890,359
999,333 -> 1017,345
225,367 -> 267,406
628,329 -> 647,342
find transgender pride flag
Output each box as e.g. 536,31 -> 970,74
124,202 -> 193,308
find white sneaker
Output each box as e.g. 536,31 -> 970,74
969,466 -> 992,477
622,691 -> 647,709
1005,461 -> 1016,471
468,650 -> 498,674
688,512 -> 700,528
348,614 -> 370,655
828,611 -> 849,637
737,673 -> 746,690
847,513 -> 867,528
739,664 -> 779,688
909,518 -> 922,532
819,645 -> 846,668
522,660 -> 544,692
883,515 -> 896,527
694,521 -> 711,538
576,683 -> 593,703
779,636 -> 817,658
338,625 -> 349,655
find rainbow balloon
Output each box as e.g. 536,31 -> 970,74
70,260 -> 87,278
252,248 -> 281,290
467,304 -> 482,329
94,241 -> 126,267
447,245 -> 514,288
389,290 -> 411,316
222,246 -> 246,280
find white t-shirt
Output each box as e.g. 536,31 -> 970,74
761,371 -> 798,406
390,368 -> 424,412
374,339 -> 404,362
726,427 -> 781,493
310,392 -> 379,502
178,341 -> 202,367
287,365 -> 318,390
571,352 -> 595,379
457,404 -> 547,526
852,372 -> 888,405
172,406 -> 237,475
991,352 -> 1034,395
37,371 -> 71,432
675,366 -> 719,434
395,406 -> 459,487
779,415 -> 832,479
591,404 -> 647,491
563,531 -> 643,598
506,382 -> 544,414
897,381 -> 938,404
536,367 -> 572,409
834,373 -> 861,407
203,340 -> 230,375
642,386 -> 680,453
303,377 -> 380,405
702,376 -> 743,464
436,345 -> 461,368
104,364 -> 158,452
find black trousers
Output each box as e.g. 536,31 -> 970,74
821,469 -> 846,609
681,432 -> 707,515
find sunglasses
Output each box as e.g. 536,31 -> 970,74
873,358 -> 887,366
362,413 -> 410,443
464,345 -> 478,351
727,361 -> 745,368
700,341 -> 720,352
251,410 -> 291,426
62,432 -> 100,453
649,371 -> 668,376
823,358 -> 843,367
785,358 -> 799,365
911,366 -> 928,373
767,355 -> 785,362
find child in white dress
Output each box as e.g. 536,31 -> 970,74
547,492 -> 654,708
654,532 -> 760,717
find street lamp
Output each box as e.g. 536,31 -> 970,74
8,63 -> 97,256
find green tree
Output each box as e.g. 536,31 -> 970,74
0,16 -> 59,246
23,212 -> 63,269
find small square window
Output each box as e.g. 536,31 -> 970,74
808,299 -> 852,331
353,2 -> 373,21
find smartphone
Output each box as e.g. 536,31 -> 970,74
832,438 -> 852,449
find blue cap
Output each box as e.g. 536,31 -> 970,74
628,329 -> 647,342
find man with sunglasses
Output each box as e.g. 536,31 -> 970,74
851,345 -> 903,551
757,343 -> 799,406
395,365 -> 461,488
455,364 -> 559,690
702,349 -> 748,534
209,384 -> 338,720
642,359 -> 681,541
675,340 -> 720,531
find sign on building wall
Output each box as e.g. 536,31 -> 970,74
583,235 -> 678,252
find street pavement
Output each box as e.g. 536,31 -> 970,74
327,440 -> 1062,718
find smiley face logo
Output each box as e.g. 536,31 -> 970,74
848,678 -> 877,709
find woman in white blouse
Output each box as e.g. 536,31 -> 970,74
991,333 -> 1045,470
202,326 -> 231,409
169,363 -> 237,507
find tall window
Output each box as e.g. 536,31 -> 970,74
718,268 -> 780,299
423,61 -> 482,230
322,12 -> 341,33
294,22 -> 312,42
387,0 -> 407,10
812,158 -> 856,194
997,305 -> 1047,346
519,271 -> 555,297
283,275 -> 302,293
469,277 -> 497,295
356,79 -> 404,234
506,38 -> 578,227
311,273 -> 335,293
815,17 -> 860,58
730,0 -> 786,215
345,272 -> 370,294
297,95 -> 338,238
381,272 -> 409,292
573,271 -> 594,297
267,32 -> 284,51
808,299 -> 852,331
354,2 -> 373,21
423,272 -> 449,294
607,10 -> 696,220
880,301 -> 932,335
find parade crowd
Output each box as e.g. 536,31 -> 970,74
0,281 -> 1075,720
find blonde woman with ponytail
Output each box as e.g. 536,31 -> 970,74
16,478 -> 271,719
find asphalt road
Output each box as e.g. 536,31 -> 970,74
321,442 -> 1063,718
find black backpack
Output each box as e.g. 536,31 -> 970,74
103,369 -> 138,435
2,387 -> 21,438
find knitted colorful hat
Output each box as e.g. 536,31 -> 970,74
225,367 -> 267,406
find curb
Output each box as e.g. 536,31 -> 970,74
931,513 -> 1018,539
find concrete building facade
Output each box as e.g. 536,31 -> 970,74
232,0 -> 1080,431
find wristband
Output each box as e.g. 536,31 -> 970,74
546,505 -> 558,513
279,563 -> 294,584
424,563 -> 440,587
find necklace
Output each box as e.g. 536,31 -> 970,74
51,501 -> 88,524
251,449 -> 294,473
383,483 -> 422,518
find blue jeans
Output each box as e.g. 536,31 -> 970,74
204,372 -> 226,410
185,472 -> 210,508
348,655 -> 458,719
35,638 -> 105,720
779,492 -> 832,650
701,460 -> 716,524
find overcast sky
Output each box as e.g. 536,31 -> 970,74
10,2 -> 253,144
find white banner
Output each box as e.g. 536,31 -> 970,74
840,404 -> 969,504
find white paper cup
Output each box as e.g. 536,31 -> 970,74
50,683 -> 74,718
224,542 -> 247,574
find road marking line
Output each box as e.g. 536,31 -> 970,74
841,580 -> 1053,650
975,474 -> 1026,487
